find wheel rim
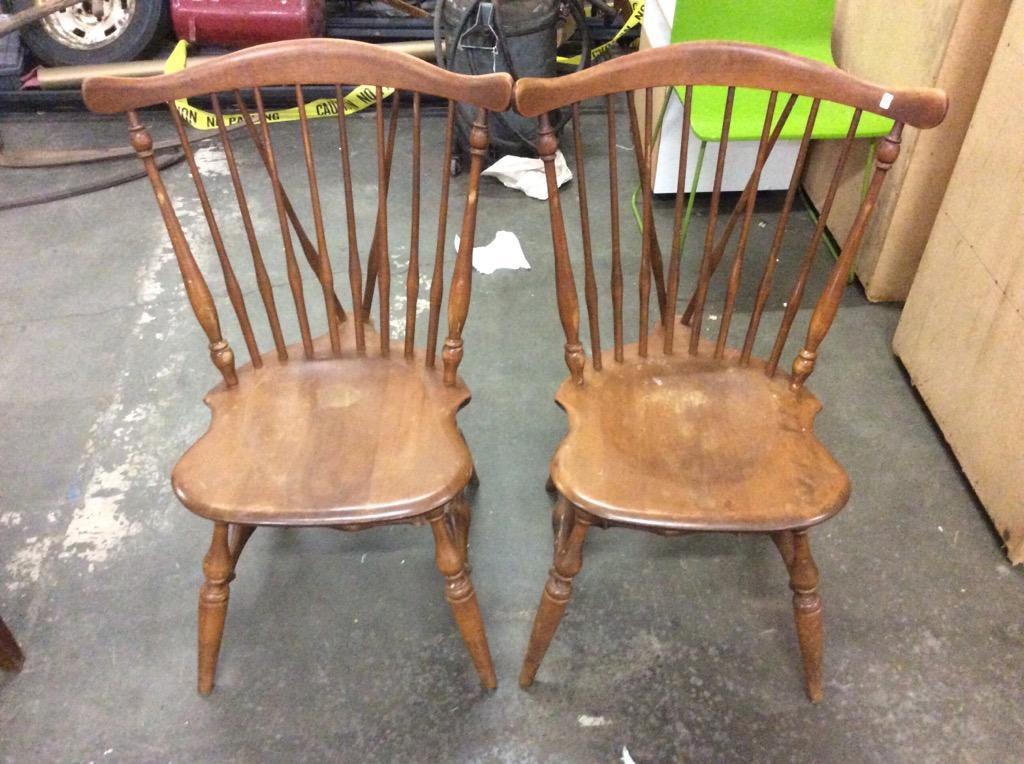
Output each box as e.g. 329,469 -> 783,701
39,0 -> 137,50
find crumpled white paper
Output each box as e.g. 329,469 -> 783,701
481,151 -> 572,200
454,230 -> 531,275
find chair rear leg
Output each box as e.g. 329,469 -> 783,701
770,530 -> 796,570
0,615 -> 24,672
519,498 -> 590,687
429,505 -> 497,689
198,521 -> 235,696
787,529 -> 823,702
452,494 -> 471,565
227,524 -> 256,583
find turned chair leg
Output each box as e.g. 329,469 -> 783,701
784,529 -> 824,702
429,505 -> 497,689
519,498 -> 590,687
452,494 -> 472,566
197,522 -> 235,696
0,615 -> 25,672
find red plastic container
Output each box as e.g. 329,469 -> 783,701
171,0 -> 325,47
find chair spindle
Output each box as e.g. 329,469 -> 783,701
571,102 -> 602,370
232,92 -> 344,321
254,88 -> 315,359
606,94 -> 624,363
663,85 -> 692,354
335,85 -> 366,354
210,93 -> 287,362
625,90 -> 668,321
681,93 -> 798,326
373,86 -> 392,355
741,98 -> 819,364
362,90 -> 402,322
426,101 -> 456,368
295,84 -> 342,357
167,102 -> 261,368
638,87 -> 656,357
405,92 -> 423,359
713,90 -> 779,359
688,85 -> 735,355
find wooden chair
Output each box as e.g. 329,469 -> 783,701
514,42 -> 946,700
82,40 -> 512,694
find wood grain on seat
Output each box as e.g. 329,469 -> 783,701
173,328 -> 472,526
551,330 -> 849,532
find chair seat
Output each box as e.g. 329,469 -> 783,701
550,334 -> 850,532
172,326 -> 473,526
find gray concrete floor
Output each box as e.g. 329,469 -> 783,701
0,108 -> 1022,763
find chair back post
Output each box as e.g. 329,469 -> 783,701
790,121 -> 904,390
443,106 -> 490,386
126,109 -> 237,387
537,111 -> 585,385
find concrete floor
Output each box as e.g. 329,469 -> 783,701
0,108 -> 1022,763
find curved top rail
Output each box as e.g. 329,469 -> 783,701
513,41 -> 947,128
82,38 -> 513,114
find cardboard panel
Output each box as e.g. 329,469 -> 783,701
804,0 -> 1011,301
893,1 -> 1024,563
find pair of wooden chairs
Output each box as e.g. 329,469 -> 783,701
82,39 -> 945,699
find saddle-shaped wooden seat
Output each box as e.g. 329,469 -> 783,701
173,328 -> 473,527
551,332 -> 849,532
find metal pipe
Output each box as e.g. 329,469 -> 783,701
0,0 -> 80,40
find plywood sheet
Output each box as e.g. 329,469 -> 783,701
893,1 -> 1024,563
805,0 -> 1011,301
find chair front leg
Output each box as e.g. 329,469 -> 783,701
519,497 -> 590,687
429,504 -> 497,689
197,521 -> 235,696
787,529 -> 824,702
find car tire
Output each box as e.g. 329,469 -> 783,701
11,0 -> 168,67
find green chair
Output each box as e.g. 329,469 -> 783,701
670,0 -> 893,143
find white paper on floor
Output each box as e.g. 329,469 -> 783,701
481,151 -> 572,200
454,231 -> 531,275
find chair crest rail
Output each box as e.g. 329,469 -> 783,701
82,38 -> 513,114
512,41 -> 946,128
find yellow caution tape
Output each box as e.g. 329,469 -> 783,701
163,40 -> 393,130
556,0 -> 644,67
165,0 -> 645,130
